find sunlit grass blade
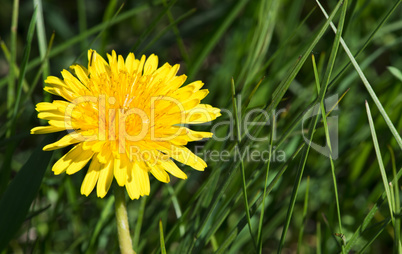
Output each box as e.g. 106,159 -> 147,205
317,1 -> 402,150
27,31 -> 55,101
365,101 -> 394,221
277,3 -> 344,250
329,0 -> 402,89
388,66 -> 402,82
312,0 -> 348,244
33,0 -> 50,102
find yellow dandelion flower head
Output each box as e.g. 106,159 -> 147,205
31,50 -> 221,199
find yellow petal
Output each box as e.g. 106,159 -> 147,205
70,64 -> 89,86
114,155 -> 127,186
31,126 -> 65,134
81,155 -> 101,196
160,160 -> 187,179
43,133 -> 81,151
143,54 -> 158,75
169,146 -> 206,171
66,150 -> 94,175
52,143 -> 88,175
125,53 -> 135,73
96,158 -> 114,198
133,162 -> 150,196
35,102 -> 57,112
61,69 -> 87,95
126,166 -> 140,200
165,64 -> 180,82
150,163 -> 170,183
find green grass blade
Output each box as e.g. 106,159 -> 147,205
257,113 -> 275,253
297,176 -> 310,254
388,146 -> 401,252
312,1 -> 348,248
159,220 -> 166,254
133,196 -> 146,250
316,221 -> 321,254
7,0 -> 19,116
0,8 -> 38,196
22,5 -> 147,71
365,101 -> 394,221
139,8 -> 196,56
0,40 -> 29,92
11,8 -> 37,131
33,0 -> 50,102
277,93 -> 320,253
100,0 -> 117,53
86,196 -> 114,254
166,185 -> 185,236
162,0 -> 189,64
187,0 -> 250,80
357,218 -> 391,254
77,0 -> 87,51
130,0 -> 178,53
0,133 -> 57,251
213,143 -> 305,253
388,66 -> 402,82
345,167 -> 402,252
317,1 -> 402,150
329,0 -> 402,89
231,78 -> 256,250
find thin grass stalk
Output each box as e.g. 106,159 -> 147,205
316,0 -> 402,150
257,113 -> 275,253
231,78 -> 257,251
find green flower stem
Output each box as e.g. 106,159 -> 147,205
114,185 -> 136,254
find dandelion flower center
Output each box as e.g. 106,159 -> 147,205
31,50 -> 221,199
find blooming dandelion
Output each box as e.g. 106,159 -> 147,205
31,50 -> 221,200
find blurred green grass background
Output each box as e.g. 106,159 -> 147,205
0,0 -> 401,253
